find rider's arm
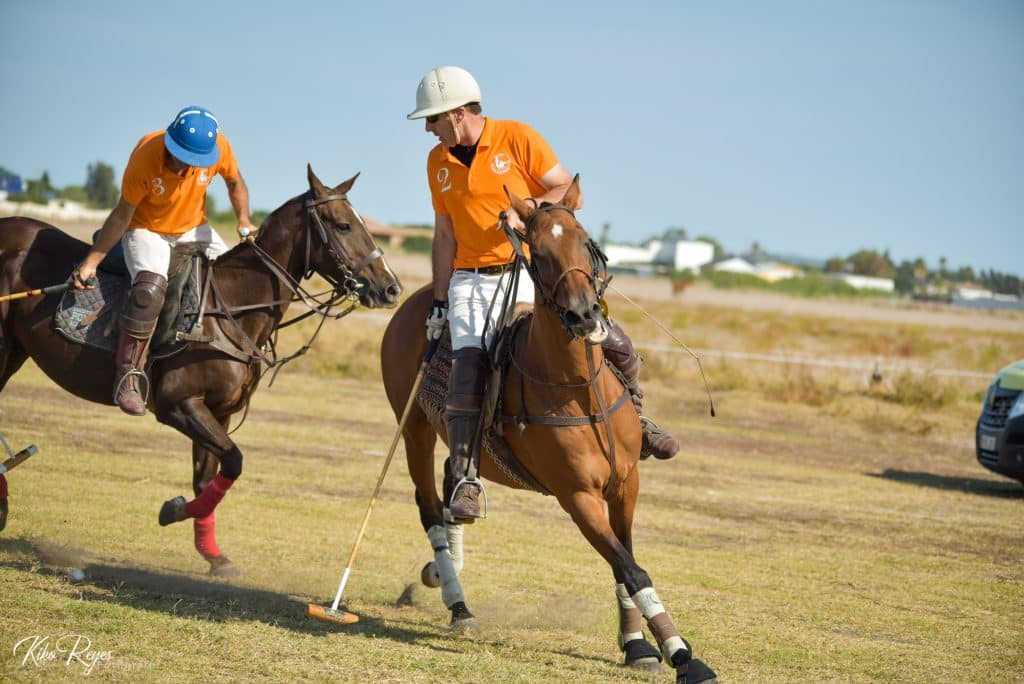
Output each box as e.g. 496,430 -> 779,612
224,172 -> 254,237
72,197 -> 137,289
534,163 -> 583,209
432,213 -> 456,301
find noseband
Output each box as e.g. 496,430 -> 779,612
502,203 -> 610,336
303,192 -> 384,296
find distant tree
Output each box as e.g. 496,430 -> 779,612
848,249 -> 895,278
58,185 -> 90,203
893,260 -> 918,294
84,161 -> 119,208
661,226 -> 688,240
954,266 -> 975,283
938,256 -> 948,278
599,222 -> 611,248
824,256 -> 849,273
694,234 -> 725,260
14,172 -> 55,204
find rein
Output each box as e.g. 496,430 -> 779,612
502,203 -> 610,338
497,205 -> 625,497
200,191 -> 382,384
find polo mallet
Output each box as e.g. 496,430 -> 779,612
308,338 -> 439,625
0,282 -> 71,303
0,433 -> 39,532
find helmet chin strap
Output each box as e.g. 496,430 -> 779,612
447,110 -> 462,146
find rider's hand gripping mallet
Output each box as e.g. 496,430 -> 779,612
308,340 -> 438,625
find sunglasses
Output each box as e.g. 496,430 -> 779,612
425,113 -> 442,124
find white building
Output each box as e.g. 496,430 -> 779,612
605,238 -> 715,272
826,273 -> 895,292
710,256 -> 756,274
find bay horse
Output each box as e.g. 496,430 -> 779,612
0,165 -> 401,575
380,178 -> 714,683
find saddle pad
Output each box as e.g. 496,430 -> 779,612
54,257 -> 202,357
53,271 -> 127,352
417,326 -> 550,495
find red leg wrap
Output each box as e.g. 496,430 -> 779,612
0,474 -> 7,500
184,473 -> 234,520
193,513 -> 222,560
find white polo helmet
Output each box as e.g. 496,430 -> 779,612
407,66 -> 482,120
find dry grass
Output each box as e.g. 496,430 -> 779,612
0,252 -> 1022,682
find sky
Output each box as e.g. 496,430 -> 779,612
2,1 -> 1022,277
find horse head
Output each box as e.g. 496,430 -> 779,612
505,175 -> 610,343
302,165 -> 402,308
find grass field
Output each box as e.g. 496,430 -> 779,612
0,254 -> 1022,683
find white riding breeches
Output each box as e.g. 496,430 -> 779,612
121,224 -> 230,282
447,268 -> 534,351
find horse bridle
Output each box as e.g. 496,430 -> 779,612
303,192 -> 384,296
502,203 -> 610,337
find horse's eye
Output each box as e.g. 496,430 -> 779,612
335,223 -> 351,233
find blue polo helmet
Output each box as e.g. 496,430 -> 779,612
164,106 -> 221,167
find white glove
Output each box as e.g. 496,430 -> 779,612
426,300 -> 449,341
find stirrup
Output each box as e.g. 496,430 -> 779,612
444,477 -> 488,523
113,369 -> 150,406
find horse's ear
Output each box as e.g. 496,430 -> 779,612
335,172 -> 361,196
307,164 -> 328,196
503,185 -> 535,222
560,174 -> 582,210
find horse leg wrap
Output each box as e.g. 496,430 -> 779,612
193,513 -> 222,559
427,524 -> 465,608
616,583 -> 646,650
446,522 -> 465,575
632,587 -> 691,668
184,473 -> 235,519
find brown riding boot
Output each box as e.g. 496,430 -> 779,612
114,270 -> 167,417
602,321 -> 681,461
444,347 -> 488,522
114,331 -> 151,416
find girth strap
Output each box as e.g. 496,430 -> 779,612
497,388 -> 630,426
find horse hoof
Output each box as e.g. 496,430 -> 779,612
623,638 -> 663,672
677,658 -> 717,684
207,556 -> 240,577
449,616 -> 480,634
420,561 -> 441,588
158,496 -> 188,527
448,601 -> 479,634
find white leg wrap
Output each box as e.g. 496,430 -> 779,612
616,583 -> 644,644
631,587 -> 666,619
632,587 -> 689,662
427,525 -> 465,608
445,522 -> 464,575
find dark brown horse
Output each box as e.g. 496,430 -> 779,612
380,178 -> 713,683
0,165 -> 401,575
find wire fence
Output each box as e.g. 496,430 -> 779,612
637,342 -> 994,381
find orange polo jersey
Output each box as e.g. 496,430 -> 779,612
427,118 -> 558,268
121,131 -> 240,236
